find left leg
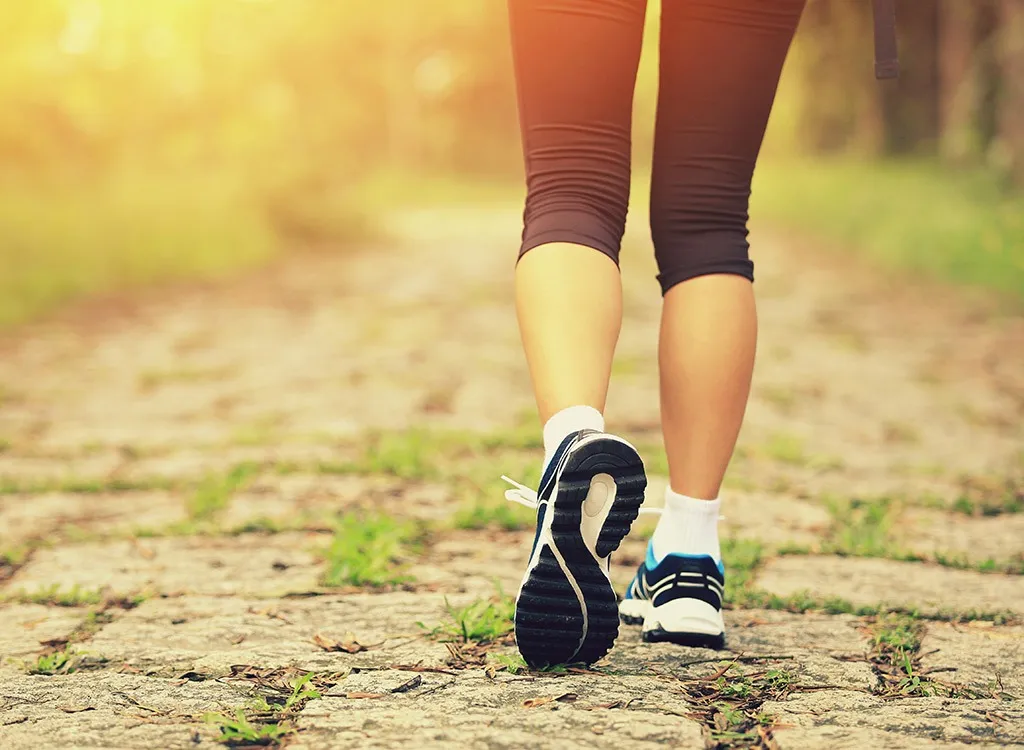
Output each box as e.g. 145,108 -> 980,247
506,0 -> 650,668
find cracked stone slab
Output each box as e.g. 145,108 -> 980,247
0,604 -> 85,662
293,670 -> 705,750
770,725 -> 1007,750
896,508 -> 1024,566
919,622 -> 1024,697
428,530 -> 531,594
87,593 -> 456,674
764,692 -> 1023,748
221,476 -> 456,529
0,453 -> 126,485
608,610 -> 872,682
121,444 -> 345,483
0,671 -> 254,749
755,556 -> 1024,616
3,533 -> 323,598
612,628 -> 875,700
724,610 -> 870,657
0,491 -> 187,544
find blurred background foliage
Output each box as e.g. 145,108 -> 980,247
1,0 -> 1022,326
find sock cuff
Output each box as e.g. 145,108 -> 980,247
651,487 -> 723,564
664,487 -> 721,517
542,405 -> 605,455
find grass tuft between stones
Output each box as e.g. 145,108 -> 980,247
318,512 -> 422,588
419,584 -> 515,644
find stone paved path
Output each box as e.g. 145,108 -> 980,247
0,201 -> 1022,749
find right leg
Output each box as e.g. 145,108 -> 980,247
508,0 -> 647,426
507,0 -> 649,668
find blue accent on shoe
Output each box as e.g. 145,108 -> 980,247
624,550 -> 725,611
645,541 -> 658,571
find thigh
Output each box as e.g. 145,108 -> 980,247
508,0 -> 648,260
650,0 -> 805,287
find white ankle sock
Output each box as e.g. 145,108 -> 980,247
650,487 -> 722,563
541,405 -> 605,470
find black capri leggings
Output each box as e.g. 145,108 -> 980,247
508,0 -> 805,294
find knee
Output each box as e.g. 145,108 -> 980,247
650,184 -> 754,294
519,146 -> 630,264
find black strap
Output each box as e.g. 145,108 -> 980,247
873,0 -> 899,79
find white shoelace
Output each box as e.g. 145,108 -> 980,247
500,475 -> 726,522
500,475 -> 664,515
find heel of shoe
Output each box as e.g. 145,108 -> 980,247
618,597 -> 649,626
642,598 -> 725,649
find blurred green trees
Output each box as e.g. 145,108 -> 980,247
794,0 -> 1024,185
0,1 -> 1021,323
0,1 -> 518,190
4,1 -> 1024,200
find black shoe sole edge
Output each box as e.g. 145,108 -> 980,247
618,610 -> 645,626
641,627 -> 726,650
515,436 -> 647,669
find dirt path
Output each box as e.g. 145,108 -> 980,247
0,203 -> 1022,749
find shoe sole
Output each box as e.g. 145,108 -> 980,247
642,628 -> 726,649
619,591 -> 727,650
515,436 -> 646,668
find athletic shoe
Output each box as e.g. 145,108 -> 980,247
618,542 -> 726,649
501,429 -> 647,668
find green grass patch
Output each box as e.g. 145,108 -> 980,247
204,709 -> 294,747
822,496 -> 900,558
0,173 -> 277,328
27,646 -> 81,676
203,670 -> 328,746
318,512 -> 420,588
350,430 -> 442,480
0,544 -> 33,569
5,584 -> 105,607
420,586 -> 515,644
317,429 -> 453,480
729,587 -> 1017,625
633,441 -> 670,477
759,433 -> 808,466
452,499 -> 533,532
679,661 -> 795,748
187,463 -> 261,523
452,460 -> 538,532
950,475 -> 1023,517
487,652 -> 528,675
815,494 -> 1022,574
319,418 -> 545,482
862,615 -> 990,698
721,538 -> 764,603
752,157 -> 1024,303
720,536 -> 1017,622
0,475 -> 176,496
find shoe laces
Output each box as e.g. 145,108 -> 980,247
500,475 -> 664,515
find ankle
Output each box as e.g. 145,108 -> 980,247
541,405 -> 605,469
650,488 -> 721,563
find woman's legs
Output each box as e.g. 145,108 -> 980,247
508,0 -> 647,429
651,0 -> 805,505
507,0 -> 652,668
618,0 -> 805,646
